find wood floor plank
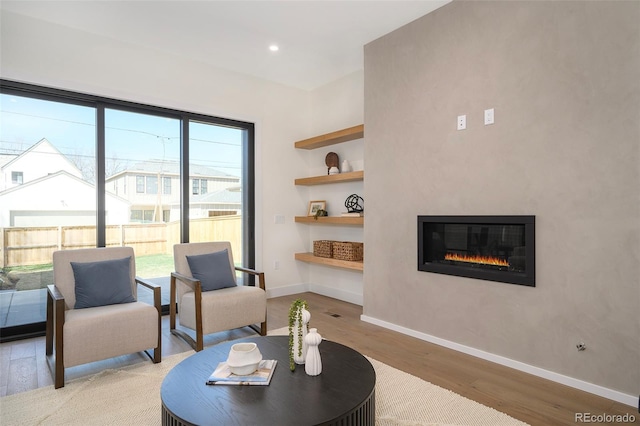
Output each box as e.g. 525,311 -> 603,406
0,292 -> 637,426
6,357 -> 38,395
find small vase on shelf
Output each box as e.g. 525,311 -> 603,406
304,328 -> 322,376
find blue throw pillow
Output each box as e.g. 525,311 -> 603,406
71,256 -> 136,309
186,249 -> 237,292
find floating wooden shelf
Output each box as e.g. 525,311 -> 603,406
294,252 -> 363,271
293,125 -> 365,274
294,124 -> 364,150
294,170 -> 363,186
295,216 -> 363,225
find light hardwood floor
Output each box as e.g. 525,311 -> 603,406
1,292 -> 637,425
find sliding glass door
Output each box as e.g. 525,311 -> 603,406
0,80 -> 255,340
0,93 -> 96,332
104,108 -> 181,306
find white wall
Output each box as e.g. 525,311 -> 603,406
294,71 -> 365,304
0,9 -> 312,293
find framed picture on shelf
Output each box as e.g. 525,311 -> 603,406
307,200 -> 326,216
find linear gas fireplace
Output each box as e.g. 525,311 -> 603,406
418,215 -> 535,287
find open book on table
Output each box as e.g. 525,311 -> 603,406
206,359 -> 277,386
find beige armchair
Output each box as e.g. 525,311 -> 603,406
47,247 -> 161,389
171,242 -> 267,351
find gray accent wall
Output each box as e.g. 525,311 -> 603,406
363,1 -> 639,396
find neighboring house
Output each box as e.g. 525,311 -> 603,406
0,138 -> 129,227
169,187 -> 242,221
0,138 -> 82,192
0,170 -> 130,227
106,160 -> 240,222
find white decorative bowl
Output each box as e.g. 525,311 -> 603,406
227,342 -> 262,375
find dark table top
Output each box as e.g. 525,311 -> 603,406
161,335 -> 376,426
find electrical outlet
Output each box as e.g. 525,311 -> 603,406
484,108 -> 495,125
457,115 -> 466,130
274,260 -> 280,270
274,215 -> 285,224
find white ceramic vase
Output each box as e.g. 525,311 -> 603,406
227,342 -> 262,375
304,328 -> 322,376
341,160 -> 351,173
292,307 -> 311,364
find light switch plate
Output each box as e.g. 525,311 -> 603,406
484,108 -> 495,125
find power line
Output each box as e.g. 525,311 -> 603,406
0,145 -> 241,171
2,110 -> 242,147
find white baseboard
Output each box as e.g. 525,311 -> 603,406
266,283 -> 307,299
308,283 -> 363,306
360,314 -> 638,408
266,282 -> 363,306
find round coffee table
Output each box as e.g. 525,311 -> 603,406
161,336 -> 375,425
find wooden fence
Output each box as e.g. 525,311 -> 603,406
0,215 -> 242,268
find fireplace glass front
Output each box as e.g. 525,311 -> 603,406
418,216 -> 535,286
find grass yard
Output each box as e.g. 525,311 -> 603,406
134,253 -> 175,278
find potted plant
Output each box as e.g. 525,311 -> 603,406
313,209 -> 328,220
288,299 -> 310,371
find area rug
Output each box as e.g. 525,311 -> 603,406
0,329 -> 528,426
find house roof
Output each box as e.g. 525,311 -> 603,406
0,154 -> 17,167
0,138 -> 81,174
168,188 -> 241,207
106,160 -> 238,181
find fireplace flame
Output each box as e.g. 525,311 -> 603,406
444,253 -> 509,267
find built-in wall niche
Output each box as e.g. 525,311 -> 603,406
418,216 -> 535,287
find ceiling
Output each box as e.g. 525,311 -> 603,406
1,1 -> 449,90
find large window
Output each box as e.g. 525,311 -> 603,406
0,80 -> 255,340
188,121 -> 248,275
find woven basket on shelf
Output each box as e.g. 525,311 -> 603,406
313,240 -> 333,258
332,241 -> 363,261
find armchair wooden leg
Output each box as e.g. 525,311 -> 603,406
53,304 -> 65,389
170,273 -> 202,352
249,320 -> 268,337
46,285 -> 66,389
46,291 -> 54,357
195,285 -> 204,352
170,275 -> 177,333
153,284 -> 162,363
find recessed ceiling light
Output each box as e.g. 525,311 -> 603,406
269,44 -> 279,52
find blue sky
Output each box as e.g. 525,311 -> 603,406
0,93 -> 243,177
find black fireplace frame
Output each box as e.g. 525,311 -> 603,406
418,215 -> 535,287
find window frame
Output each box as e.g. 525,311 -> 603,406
0,78 -> 256,341
11,171 -> 23,185
146,175 -> 158,195
163,176 -> 172,195
136,175 -> 145,193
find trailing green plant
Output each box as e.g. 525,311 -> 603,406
313,209 -> 328,220
288,299 -> 308,371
